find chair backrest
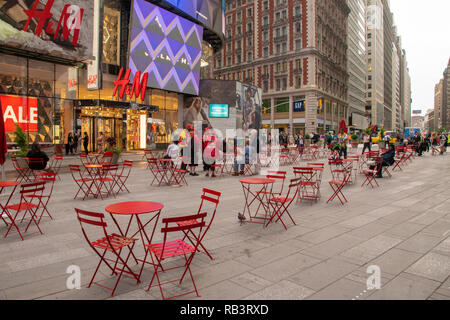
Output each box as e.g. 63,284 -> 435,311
328,159 -> 343,166
10,155 -> 19,169
160,212 -> 207,257
26,157 -> 44,168
266,171 -> 287,195
50,154 -> 63,172
198,188 -> 221,230
102,152 -> 113,164
285,178 -> 302,201
75,208 -> 109,249
20,181 -> 46,201
307,162 -> 325,168
35,172 -> 57,196
120,160 -> 133,175
69,164 -> 84,180
293,167 -> 315,182
101,164 -> 119,177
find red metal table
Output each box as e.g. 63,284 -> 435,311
0,181 -> 20,228
239,178 -> 275,226
84,164 -> 104,199
158,158 -> 186,186
87,153 -> 103,164
105,201 -> 163,280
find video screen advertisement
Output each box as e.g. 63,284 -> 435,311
0,0 -> 93,61
128,0 -> 204,96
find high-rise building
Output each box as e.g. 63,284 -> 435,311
347,0 -> 369,130
443,59 -> 450,129
214,0 -> 350,136
434,79 -> 443,129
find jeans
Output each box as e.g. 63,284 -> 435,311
234,163 -> 245,172
362,143 -> 371,154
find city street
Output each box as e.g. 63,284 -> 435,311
1,150 -> 449,300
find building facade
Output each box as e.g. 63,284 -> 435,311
0,0 -> 224,151
347,0 -> 368,130
213,0 -> 350,136
434,79 -> 443,130
443,59 -> 450,129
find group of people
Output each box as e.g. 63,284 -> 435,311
410,131 -> 448,157
65,132 -> 92,155
163,125 -> 258,178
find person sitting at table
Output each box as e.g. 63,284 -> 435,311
27,142 -> 51,171
371,144 -> 395,178
233,139 -> 255,176
162,139 -> 180,168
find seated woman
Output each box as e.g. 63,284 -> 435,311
375,144 -> 395,178
27,142 -> 50,171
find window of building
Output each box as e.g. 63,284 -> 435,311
263,16 -> 269,26
282,42 -> 287,52
276,79 -> 281,91
295,39 -> 302,50
295,22 -> 301,33
248,37 -> 252,46
276,28 -> 281,37
275,98 -> 289,112
227,15 -> 232,25
295,6 -> 302,17
282,10 -> 287,19
263,31 -> 269,41
263,81 -> 269,92
275,12 -> 280,21
283,62 -> 287,71
276,63 -> 281,72
276,44 -> 281,54
248,52 -> 252,61
227,56 -> 231,65
247,8 -> 252,16
368,33 -> 372,38
237,11 -> 242,22
227,29 -> 232,38
263,0 -> 269,10
237,26 -> 242,35
264,47 -> 269,57
237,55 -> 242,64
282,78 -> 287,90
247,22 -> 252,33
263,65 -> 269,74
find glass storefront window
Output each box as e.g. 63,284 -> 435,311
127,110 -> 147,150
0,54 -> 27,96
28,59 -> 54,98
103,1 -> 121,66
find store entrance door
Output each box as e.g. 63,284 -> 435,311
81,117 -> 123,153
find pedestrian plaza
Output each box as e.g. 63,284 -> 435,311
0,149 -> 450,300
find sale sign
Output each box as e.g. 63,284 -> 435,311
0,96 -> 38,132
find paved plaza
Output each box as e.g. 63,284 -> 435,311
1,149 -> 450,300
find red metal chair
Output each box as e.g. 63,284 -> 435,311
362,157 -> 383,188
294,167 -> 321,204
49,154 -> 63,180
25,158 -> 45,180
176,188 -> 221,261
328,159 -> 346,181
327,168 -> 352,205
265,178 -> 301,230
392,152 -> 406,172
29,172 -> 56,224
96,164 -> 119,199
171,157 -> 188,186
141,212 -> 207,300
3,181 -> 46,240
79,153 -> 91,165
11,155 -> 32,182
100,152 -> 114,165
111,160 -> 133,194
75,208 -> 139,297
69,164 -> 94,200
147,158 -> 166,186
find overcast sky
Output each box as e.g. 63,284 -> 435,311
389,0 -> 450,115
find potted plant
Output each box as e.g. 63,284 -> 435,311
13,124 -> 29,166
351,133 -> 359,149
304,134 -> 311,146
105,137 -> 122,164
378,128 -> 386,149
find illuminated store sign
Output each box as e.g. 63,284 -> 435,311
113,68 -> 148,101
128,0 -> 203,95
1,96 -> 38,132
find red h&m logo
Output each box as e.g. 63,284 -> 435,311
113,68 -> 148,101
1,96 -> 38,133
22,0 -> 84,47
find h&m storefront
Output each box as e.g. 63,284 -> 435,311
0,0 -> 224,151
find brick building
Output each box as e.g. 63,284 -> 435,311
213,0 -> 350,136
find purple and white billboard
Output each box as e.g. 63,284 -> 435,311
128,0 -> 203,95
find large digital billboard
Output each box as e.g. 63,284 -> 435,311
129,0 -> 203,95
0,0 -> 94,61
163,0 -> 224,37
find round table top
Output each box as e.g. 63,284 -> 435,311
89,153 -> 103,157
240,178 -> 275,185
105,201 -> 164,215
84,164 -> 103,168
0,181 -> 20,187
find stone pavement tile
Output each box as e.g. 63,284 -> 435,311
346,221 -> 393,241
229,272 -> 273,292
0,255 -> 102,290
366,205 -> 404,218
410,209 -> 449,225
382,222 -> 426,239
195,280 -> 253,300
390,197 -> 422,208
306,278 -> 368,300
367,272 -> 440,300
257,225 -> 315,244
289,258 -> 360,291
432,237 -> 450,257
405,252 -> 450,282
428,293 -> 450,300
421,220 -> 450,238
338,215 -> 379,229
243,280 -> 315,300
192,260 -> 252,288
202,231 -> 258,251
344,266 -> 395,288
251,253 -> 321,282
301,216 -> 345,230
297,225 -> 351,245
109,289 -> 157,300
339,235 -> 403,265
366,248 -> 422,276
0,290 -> 6,300
301,234 -> 364,260
396,233 -> 443,254
235,239 -> 309,268
378,209 -> 423,226
6,248 -> 92,273
433,277 -> 450,298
